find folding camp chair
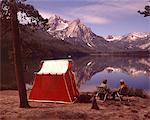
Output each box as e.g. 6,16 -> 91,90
96,87 -> 108,102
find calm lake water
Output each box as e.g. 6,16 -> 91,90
72,56 -> 150,92
23,56 -> 150,92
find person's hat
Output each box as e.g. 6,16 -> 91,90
102,79 -> 107,84
120,79 -> 124,83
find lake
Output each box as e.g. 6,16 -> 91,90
72,56 -> 150,92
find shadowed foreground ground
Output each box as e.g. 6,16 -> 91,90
0,90 -> 150,120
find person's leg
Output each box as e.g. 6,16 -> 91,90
112,91 -> 116,100
116,92 -> 122,101
103,93 -> 108,102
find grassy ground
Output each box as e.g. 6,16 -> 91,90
0,90 -> 150,120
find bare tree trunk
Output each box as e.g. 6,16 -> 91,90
10,0 -> 30,108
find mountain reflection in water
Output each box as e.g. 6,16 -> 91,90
73,56 -> 150,92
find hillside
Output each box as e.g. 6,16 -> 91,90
1,19 -> 90,90
1,19 -> 90,60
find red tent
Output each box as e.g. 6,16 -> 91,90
29,59 -> 79,103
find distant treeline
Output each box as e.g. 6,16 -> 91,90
91,51 -> 150,57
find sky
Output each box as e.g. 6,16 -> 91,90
27,0 -> 150,36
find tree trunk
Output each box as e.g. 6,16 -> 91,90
10,0 -> 30,108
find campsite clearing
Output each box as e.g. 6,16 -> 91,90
0,90 -> 150,120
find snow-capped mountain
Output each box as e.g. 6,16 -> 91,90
46,15 -> 96,47
121,32 -> 150,50
125,32 -> 149,41
47,15 -> 68,32
46,15 -> 109,50
105,35 -> 123,41
46,15 -> 150,52
106,32 -> 150,51
105,32 -> 149,42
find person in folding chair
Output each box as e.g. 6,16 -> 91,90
96,79 -> 110,102
112,79 -> 129,101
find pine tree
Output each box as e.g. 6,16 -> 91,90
138,5 -> 150,17
9,0 -> 30,108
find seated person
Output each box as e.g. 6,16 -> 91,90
96,79 -> 110,100
112,79 -> 128,100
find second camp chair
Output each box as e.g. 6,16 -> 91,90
117,86 -> 129,101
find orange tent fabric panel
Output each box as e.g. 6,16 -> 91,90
69,71 -> 79,97
65,71 -> 79,100
64,71 -> 74,100
29,74 -> 72,102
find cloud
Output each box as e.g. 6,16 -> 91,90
60,0 -> 147,24
37,0 -> 148,25
68,0 -> 146,18
81,15 -> 111,24
39,10 -> 111,25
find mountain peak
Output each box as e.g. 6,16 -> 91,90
121,32 -> 150,42
46,15 -> 98,48
105,35 -> 123,41
72,18 -> 80,24
52,14 -> 59,18
127,32 -> 149,38
47,15 -> 68,32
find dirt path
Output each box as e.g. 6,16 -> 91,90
0,90 -> 150,120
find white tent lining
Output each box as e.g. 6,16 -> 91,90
37,60 -> 69,75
